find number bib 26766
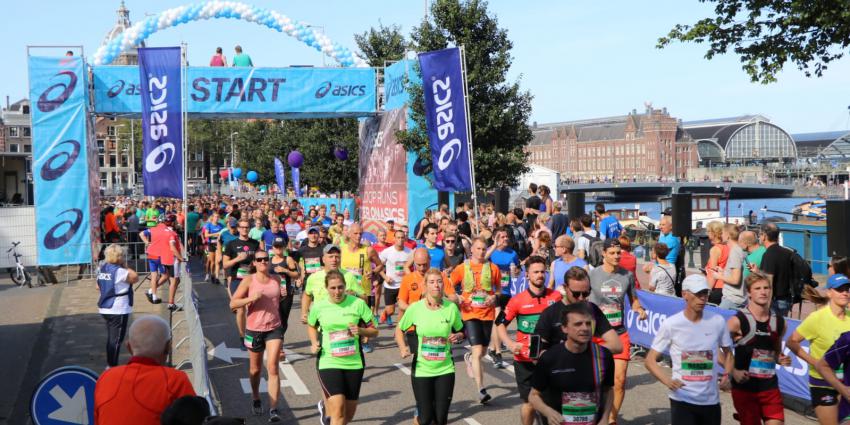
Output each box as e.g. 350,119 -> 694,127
748,349 -> 776,379
328,330 -> 356,357
421,336 -> 448,361
561,392 -> 596,425
680,350 -> 714,382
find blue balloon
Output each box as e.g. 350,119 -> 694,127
246,171 -> 259,182
232,168 -> 243,179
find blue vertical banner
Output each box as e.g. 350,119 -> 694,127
292,167 -> 302,197
139,47 -> 183,199
28,56 -> 94,265
274,157 -> 286,194
418,47 -> 473,192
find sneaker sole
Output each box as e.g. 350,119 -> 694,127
479,393 -> 492,404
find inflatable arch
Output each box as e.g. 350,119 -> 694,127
92,1 -> 368,68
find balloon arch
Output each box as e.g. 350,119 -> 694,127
92,1 -> 368,67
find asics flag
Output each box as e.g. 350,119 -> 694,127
139,47 -> 183,198
292,167 -> 302,197
418,47 -> 472,192
274,157 -> 286,194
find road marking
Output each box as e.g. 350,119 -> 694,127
393,363 -> 411,376
463,418 -> 483,425
208,342 -> 308,364
239,362 -> 310,395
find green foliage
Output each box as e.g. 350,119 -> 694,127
657,0 -> 850,83
354,23 -> 409,67
398,0 -> 533,190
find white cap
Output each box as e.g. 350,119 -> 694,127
682,274 -> 709,294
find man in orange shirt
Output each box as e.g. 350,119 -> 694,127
398,248 -> 457,351
449,237 -> 501,404
95,315 -> 195,425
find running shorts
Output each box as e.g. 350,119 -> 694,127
810,386 -> 839,407
613,331 -> 631,361
244,327 -> 283,353
384,287 -> 400,306
514,360 -> 535,402
731,388 -> 784,425
318,368 -> 365,400
148,258 -> 165,274
463,319 -> 492,347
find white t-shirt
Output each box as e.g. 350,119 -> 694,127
98,268 -> 132,315
575,229 -> 598,257
650,263 -> 676,296
650,310 -> 732,405
379,246 -> 412,289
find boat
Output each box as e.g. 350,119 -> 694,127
660,194 -> 746,230
791,199 -> 827,221
611,205 -> 659,230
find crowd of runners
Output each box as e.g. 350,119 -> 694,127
92,186 -> 850,425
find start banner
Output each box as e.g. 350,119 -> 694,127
93,66 -> 376,117
358,107 -> 409,235
624,290 -> 811,402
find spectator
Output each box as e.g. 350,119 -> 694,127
758,223 -> 794,317
618,235 -> 640,289
94,315 -> 196,425
209,47 -> 227,67
596,203 -> 623,241
716,224 -> 746,309
705,221 -> 729,305
232,45 -> 253,67
538,185 -> 554,214
739,230 -> 764,282
160,396 -> 210,425
547,202 -> 569,239
524,183 -> 541,232
97,244 -> 139,367
648,243 -> 675,296
574,214 -> 598,260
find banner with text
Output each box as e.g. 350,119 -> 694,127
418,47 -> 472,192
358,107 -> 409,236
28,56 -> 95,265
624,290 -> 810,401
274,157 -> 286,194
93,66 -> 376,117
139,47 -> 183,199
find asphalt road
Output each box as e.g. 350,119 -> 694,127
193,269 -> 815,425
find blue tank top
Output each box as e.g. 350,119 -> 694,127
97,263 -> 133,308
552,257 -> 588,289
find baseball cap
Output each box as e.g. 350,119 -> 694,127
323,244 -> 341,255
272,237 -> 287,248
228,218 -> 238,228
682,274 -> 709,294
602,238 -> 620,250
307,226 -> 320,234
827,274 -> 850,289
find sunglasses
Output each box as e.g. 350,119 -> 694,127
832,285 -> 850,293
254,257 -> 269,263
570,290 -> 591,299
444,239 -> 456,243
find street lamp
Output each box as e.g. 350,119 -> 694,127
723,180 -> 732,223
229,131 -> 238,170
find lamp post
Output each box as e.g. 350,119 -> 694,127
229,131 -> 238,170
724,180 -> 732,224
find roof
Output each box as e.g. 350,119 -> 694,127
792,131 -> 850,148
682,115 -> 769,127
529,129 -> 553,146
682,115 -> 777,149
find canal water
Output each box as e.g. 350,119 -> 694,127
601,197 -> 817,221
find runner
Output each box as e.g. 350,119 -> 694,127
299,227 -> 326,285
223,219 -> 260,343
815,279 -> 850,425
395,267 -> 464,425
260,218 -> 288,253
398,249 -> 457,355
496,255 -> 561,425
549,235 -> 587,291
378,229 -> 413,326
449,237 -> 501,404
185,205 -> 201,257
269,237 -> 299,361
140,214 -> 183,310
588,238 -> 646,424
418,223 -> 446,269
645,274 -> 733,425
202,211 -> 224,285
726,270 -> 791,425
229,250 -> 284,422
787,273 -> 850,425
441,233 -> 466,274
341,224 -> 383,352
528,303 -> 615,425
486,227 -> 520,369
307,270 -> 378,425
301,245 -> 366,324
157,214 -> 185,311
218,218 -> 240,287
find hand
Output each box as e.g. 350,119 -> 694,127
449,332 -> 465,344
747,263 -> 757,273
310,341 -> 321,354
731,369 -> 749,384
348,323 -> 359,337
665,378 -> 685,391
637,308 -> 648,320
544,409 -> 562,425
236,252 -> 248,261
399,346 -> 412,359
778,354 -> 792,367
508,341 -> 522,355
485,295 -> 496,307
719,374 -> 731,391
300,313 -> 308,324
251,292 -> 263,303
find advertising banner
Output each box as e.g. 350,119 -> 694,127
624,290 -> 811,401
27,56 -> 94,265
418,47 -> 473,192
139,47 -> 183,199
292,167 -> 302,197
358,107 -> 409,235
274,157 -> 286,194
93,66 -> 376,117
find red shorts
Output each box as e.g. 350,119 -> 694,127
613,332 -> 631,361
731,387 -> 784,425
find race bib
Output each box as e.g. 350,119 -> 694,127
501,274 -> 510,286
680,350 -> 714,382
305,258 -> 321,273
243,334 -> 254,349
471,292 -> 488,308
328,330 -> 356,357
279,282 -> 288,297
236,266 -> 250,279
561,392 -> 596,425
837,365 -> 845,381
517,313 -> 540,334
345,267 -> 363,282
394,264 -> 404,274
421,336 -> 448,361
600,303 -> 623,327
748,348 -> 776,379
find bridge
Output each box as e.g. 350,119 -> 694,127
559,181 -> 795,201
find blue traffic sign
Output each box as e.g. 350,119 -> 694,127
30,366 -> 99,425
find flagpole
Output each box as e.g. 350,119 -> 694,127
181,43 -> 188,265
458,45 -> 479,235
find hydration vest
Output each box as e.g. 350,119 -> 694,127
463,261 -> 493,293
97,263 -> 133,309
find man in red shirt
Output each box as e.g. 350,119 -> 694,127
95,315 -> 195,425
141,215 -> 184,310
497,255 -> 562,425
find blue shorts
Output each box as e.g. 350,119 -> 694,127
148,258 -> 166,274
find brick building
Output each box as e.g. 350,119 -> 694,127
527,106 -> 698,183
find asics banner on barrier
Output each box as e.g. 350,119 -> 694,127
93,66 -> 377,117
28,56 -> 95,266
139,47 -> 184,199
623,290 -> 811,401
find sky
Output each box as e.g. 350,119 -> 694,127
2,0 -> 849,134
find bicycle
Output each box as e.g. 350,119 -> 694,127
8,241 -> 31,287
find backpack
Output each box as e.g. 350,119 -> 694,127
510,225 -> 530,260
735,308 -> 784,347
582,233 -> 604,267
786,247 -> 817,304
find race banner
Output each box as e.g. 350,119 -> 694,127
274,157 -> 286,194
418,47 -> 473,192
27,56 -> 95,265
624,290 -> 810,401
358,107 -> 409,235
292,167 -> 302,197
139,47 -> 183,199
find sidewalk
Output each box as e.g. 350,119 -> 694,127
0,269 -> 181,424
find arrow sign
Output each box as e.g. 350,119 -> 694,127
48,385 -> 88,424
30,366 -> 98,425
208,342 -> 308,364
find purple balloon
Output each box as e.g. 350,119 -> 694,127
288,151 -> 304,168
333,147 -> 348,161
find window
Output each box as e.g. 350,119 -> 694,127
97,139 -> 105,152
109,153 -> 117,167
98,155 -> 104,167
107,126 -> 116,136
23,127 -> 31,137
121,154 -> 129,167
22,105 -> 30,114
24,144 -> 32,153
9,127 -> 19,138
9,143 -> 19,153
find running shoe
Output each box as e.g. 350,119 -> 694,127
478,388 -> 492,404
167,303 -> 183,312
317,400 -> 330,425
204,273 -> 210,283
379,311 -> 387,324
145,291 -> 154,304
252,399 -> 262,416
269,408 -> 281,422
362,342 -> 374,353
464,352 -> 473,378
373,314 -> 380,324
386,315 -> 393,327
487,349 -> 506,368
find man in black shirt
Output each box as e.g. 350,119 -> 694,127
757,223 -> 793,317
534,266 -> 622,355
223,218 -> 260,343
529,303 -> 615,425
298,226 -> 326,283
525,183 -> 541,232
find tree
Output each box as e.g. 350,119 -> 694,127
398,0 -> 533,190
354,23 -> 409,67
657,0 -> 850,83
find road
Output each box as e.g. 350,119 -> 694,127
194,269 -> 815,425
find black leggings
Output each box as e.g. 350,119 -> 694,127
102,314 -> 129,367
412,373 -> 455,425
670,399 -> 720,425
278,291 -> 294,335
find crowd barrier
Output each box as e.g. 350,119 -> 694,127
623,290 -> 811,401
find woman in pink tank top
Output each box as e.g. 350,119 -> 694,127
209,47 -> 227,67
229,251 -> 285,421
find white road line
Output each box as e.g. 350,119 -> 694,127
463,418 -> 483,425
393,363 -> 411,376
238,362 -> 310,395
